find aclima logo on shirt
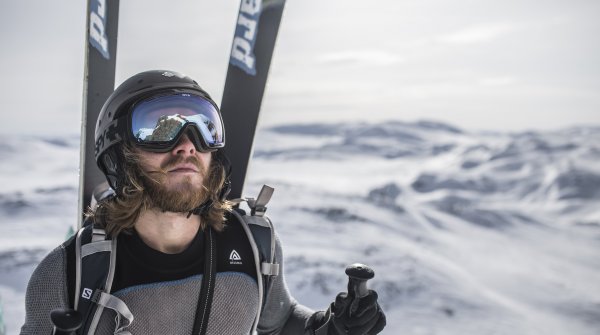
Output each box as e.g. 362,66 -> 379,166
229,250 -> 242,265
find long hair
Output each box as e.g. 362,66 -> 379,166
87,145 -> 232,237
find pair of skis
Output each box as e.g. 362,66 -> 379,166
78,0 -> 286,219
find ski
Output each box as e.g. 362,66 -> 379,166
78,0 -> 120,225
220,0 -> 287,199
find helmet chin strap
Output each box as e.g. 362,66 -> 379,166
187,199 -> 214,218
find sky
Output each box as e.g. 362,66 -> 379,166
0,0 -> 599,136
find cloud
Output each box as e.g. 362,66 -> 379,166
316,50 -> 404,66
479,76 -> 518,86
439,23 -> 517,45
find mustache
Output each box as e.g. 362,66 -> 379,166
147,155 -> 206,176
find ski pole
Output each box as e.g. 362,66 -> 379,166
50,308 -> 82,335
345,263 -> 375,316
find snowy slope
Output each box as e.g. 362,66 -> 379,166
1,122 -> 599,334
0,135 -> 79,335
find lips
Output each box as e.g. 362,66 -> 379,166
168,163 -> 200,173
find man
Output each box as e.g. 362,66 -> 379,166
21,70 -> 386,334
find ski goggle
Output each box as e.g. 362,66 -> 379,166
128,93 -> 225,152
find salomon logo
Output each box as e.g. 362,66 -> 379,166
89,0 -> 110,59
82,288 -> 93,300
230,0 -> 262,75
229,250 -> 242,265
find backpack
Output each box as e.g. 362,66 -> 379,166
73,185 -> 279,335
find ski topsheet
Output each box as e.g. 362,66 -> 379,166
78,0 -> 120,224
221,0 -> 287,199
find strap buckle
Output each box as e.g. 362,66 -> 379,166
247,185 -> 274,217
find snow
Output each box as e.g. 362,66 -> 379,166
1,121 -> 600,334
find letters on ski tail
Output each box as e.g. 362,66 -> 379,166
78,0 -> 120,226
221,0 -> 287,199
89,0 -> 110,59
230,0 -> 262,75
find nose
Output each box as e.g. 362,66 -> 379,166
172,133 -> 196,156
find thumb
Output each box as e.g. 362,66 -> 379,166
332,292 -> 351,316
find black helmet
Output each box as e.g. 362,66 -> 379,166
94,70 -> 226,195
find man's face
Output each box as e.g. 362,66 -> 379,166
135,133 -> 213,212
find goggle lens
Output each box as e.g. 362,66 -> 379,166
130,94 -> 224,150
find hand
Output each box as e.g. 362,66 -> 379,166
327,290 -> 386,335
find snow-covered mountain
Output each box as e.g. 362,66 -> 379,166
1,121 -> 599,335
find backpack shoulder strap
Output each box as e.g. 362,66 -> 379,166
74,225 -> 130,334
235,185 -> 279,278
232,185 -> 280,333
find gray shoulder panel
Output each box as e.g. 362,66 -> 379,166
20,245 -> 70,335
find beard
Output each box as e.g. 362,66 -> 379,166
140,155 -> 211,213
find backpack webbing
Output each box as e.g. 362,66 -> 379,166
73,185 -> 279,335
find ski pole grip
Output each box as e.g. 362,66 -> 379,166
345,263 -> 374,298
345,263 -> 375,316
50,308 -> 82,335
